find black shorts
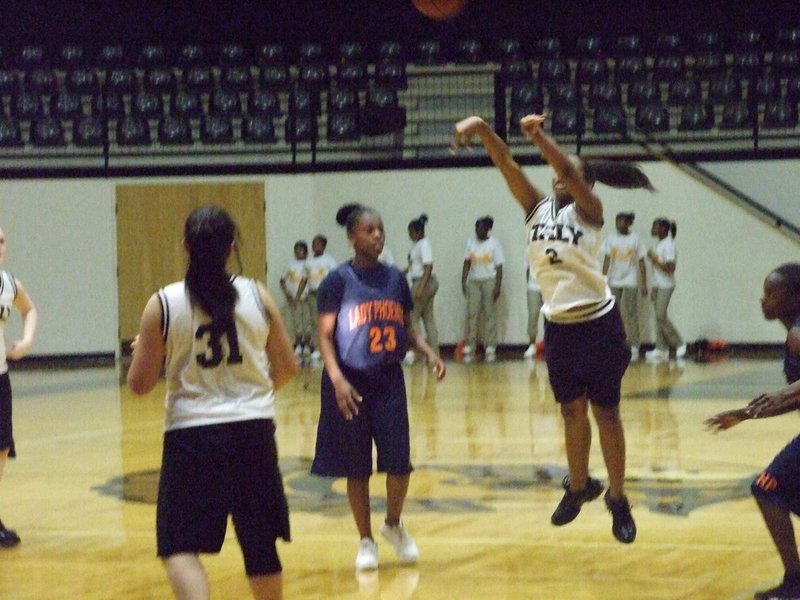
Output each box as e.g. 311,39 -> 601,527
311,362 -> 412,478
752,433 -> 800,516
0,372 -> 15,458
156,419 -> 290,576
543,307 -> 631,407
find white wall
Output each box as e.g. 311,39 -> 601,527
2,159 -> 799,357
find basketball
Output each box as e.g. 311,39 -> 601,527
412,0 -> 467,21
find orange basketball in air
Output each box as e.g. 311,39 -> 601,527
412,0 -> 467,21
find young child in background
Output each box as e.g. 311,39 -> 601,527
280,240 -> 312,360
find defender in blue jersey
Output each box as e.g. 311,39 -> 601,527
311,203 -> 445,572
707,264 -> 800,600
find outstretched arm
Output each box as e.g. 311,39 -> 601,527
452,116 -> 545,215
520,114 -> 604,225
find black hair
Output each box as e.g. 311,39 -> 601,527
336,202 -> 376,233
475,215 -> 494,228
184,204 -> 239,330
582,159 -> 655,192
293,240 -> 308,252
312,234 -> 327,246
772,263 -> 800,297
408,213 -> 428,233
653,217 -> 677,238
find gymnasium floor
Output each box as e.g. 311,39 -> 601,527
0,352 -> 793,600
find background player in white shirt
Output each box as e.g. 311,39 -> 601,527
305,235 -> 338,361
461,216 -> 504,361
452,113 -> 653,544
646,218 -> 684,362
279,240 -> 312,358
405,214 -> 440,364
601,212 -> 648,360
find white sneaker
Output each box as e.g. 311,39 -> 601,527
676,344 -> 687,358
523,343 -> 536,358
294,345 -> 303,357
355,537 -> 379,570
629,345 -> 639,362
485,346 -> 497,362
310,349 -> 321,361
462,344 -> 473,356
403,350 -> 416,366
380,520 -> 419,564
302,345 -> 311,357
645,348 -> 668,363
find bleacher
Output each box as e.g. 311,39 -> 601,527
1,28 -> 800,174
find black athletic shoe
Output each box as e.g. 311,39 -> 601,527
754,573 -> 800,600
0,520 -> 20,547
604,490 -> 636,543
551,476 -> 604,526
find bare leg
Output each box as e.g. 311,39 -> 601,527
755,495 -> 800,574
560,396 -> 591,491
347,476 -> 373,539
592,403 -> 627,499
248,573 -> 283,600
164,553 -> 210,600
385,474 -> 410,526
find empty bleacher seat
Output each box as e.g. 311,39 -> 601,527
592,104 -> 627,135
635,103 -> 670,133
117,116 -> 151,146
720,100 -> 755,129
678,103 -> 714,131
0,118 -> 23,147
200,115 -> 235,144
73,116 -> 104,147
361,88 -> 406,135
158,115 -> 193,145
242,115 -> 277,144
31,117 -> 65,147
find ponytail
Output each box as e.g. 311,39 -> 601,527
408,213 -> 429,233
582,159 -> 655,192
184,205 -> 238,329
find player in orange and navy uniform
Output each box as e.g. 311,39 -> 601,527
311,203 -> 445,572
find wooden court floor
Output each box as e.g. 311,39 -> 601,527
0,354 -> 795,600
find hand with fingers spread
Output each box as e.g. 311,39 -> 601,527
704,408 -> 752,433
747,391 -> 800,419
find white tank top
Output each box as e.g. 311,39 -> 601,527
159,276 -> 276,431
0,270 -> 17,375
525,197 -> 614,323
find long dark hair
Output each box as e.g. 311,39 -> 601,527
184,205 -> 238,329
582,159 -> 655,192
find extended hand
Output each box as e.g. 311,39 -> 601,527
451,116 -> 485,153
519,113 -> 546,138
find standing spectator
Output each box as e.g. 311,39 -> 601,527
127,204 -> 298,600
601,212 -> 648,361
524,264 -> 543,358
405,214 -> 439,364
305,235 -> 338,361
280,240 -> 312,359
461,216 -> 504,362
311,203 -> 445,571
0,225 -> 37,547
646,218 -> 684,363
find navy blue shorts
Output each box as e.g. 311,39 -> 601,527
311,362 -> 412,478
543,307 -> 631,407
0,372 -> 15,458
752,433 -> 800,516
156,419 -> 290,576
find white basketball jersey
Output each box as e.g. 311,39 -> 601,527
525,197 -> 614,323
159,276 -> 276,431
0,270 -> 17,375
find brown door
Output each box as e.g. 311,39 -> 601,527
116,182 -> 266,347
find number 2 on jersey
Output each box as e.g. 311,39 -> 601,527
545,248 -> 563,264
369,325 -> 397,354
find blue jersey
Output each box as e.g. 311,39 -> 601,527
317,261 -> 412,370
